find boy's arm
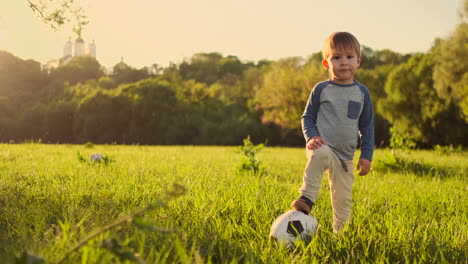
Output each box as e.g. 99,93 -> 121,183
358,86 -> 375,161
301,83 -> 326,143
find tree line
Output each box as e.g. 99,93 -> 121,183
0,20 -> 466,147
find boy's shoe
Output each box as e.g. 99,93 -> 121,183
290,196 -> 314,214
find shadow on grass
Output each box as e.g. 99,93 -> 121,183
373,152 -> 466,179
317,220 -> 468,264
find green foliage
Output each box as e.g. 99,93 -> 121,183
179,53 -> 252,85
432,22 -> 468,123
49,56 -> 104,85
97,76 -> 116,89
360,46 -> 410,69
179,52 -> 222,85
74,90 -> 131,143
119,78 -> 178,144
254,57 -> 327,141
76,151 -> 87,163
42,100 -> 76,143
112,61 -> 150,86
389,127 -> 417,150
237,136 -> 264,175
26,0 -> 89,33
434,144 -> 463,155
357,64 -> 398,146
378,53 -> 465,146
0,50 -> 48,120
16,104 -> 46,140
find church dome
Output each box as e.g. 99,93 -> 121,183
74,37 -> 86,57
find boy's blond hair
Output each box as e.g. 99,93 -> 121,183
322,32 -> 361,59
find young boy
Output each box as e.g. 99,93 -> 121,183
290,32 -> 374,233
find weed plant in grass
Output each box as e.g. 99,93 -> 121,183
0,144 -> 466,263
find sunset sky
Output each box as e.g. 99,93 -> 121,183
0,0 -> 463,69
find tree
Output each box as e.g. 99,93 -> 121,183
360,46 -> 409,69
357,64 -> 399,146
217,55 -> 251,78
50,56 -> 104,85
179,52 -> 222,85
178,53 -> 252,86
118,78 -> 179,144
74,90 -> 131,143
378,53 -> 465,145
16,104 -> 46,141
0,51 -> 48,141
42,100 -> 76,142
432,22 -> 468,123
254,57 -> 327,144
112,61 -> 150,86
0,51 -> 48,101
97,76 -> 116,90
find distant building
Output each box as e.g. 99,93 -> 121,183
62,37 -> 96,61
63,38 -> 72,60
61,36 -> 97,63
73,37 -> 85,57
88,40 -> 96,58
43,36 -> 98,72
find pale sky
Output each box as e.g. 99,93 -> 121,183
0,0 -> 463,69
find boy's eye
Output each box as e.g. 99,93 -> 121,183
347,55 -> 354,59
332,56 -> 340,60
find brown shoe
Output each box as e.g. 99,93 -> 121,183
290,196 -> 314,214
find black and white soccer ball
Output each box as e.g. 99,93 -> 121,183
269,210 -> 318,247
90,153 -> 104,162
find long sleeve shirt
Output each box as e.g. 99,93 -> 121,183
301,80 -> 374,161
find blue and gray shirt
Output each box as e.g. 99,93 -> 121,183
301,80 -> 374,161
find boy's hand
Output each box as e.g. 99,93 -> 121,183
357,158 -> 371,176
307,136 -> 327,150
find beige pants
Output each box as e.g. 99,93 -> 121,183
299,145 -> 354,233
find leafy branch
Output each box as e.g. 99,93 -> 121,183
26,0 -> 89,35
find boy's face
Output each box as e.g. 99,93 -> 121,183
322,48 -> 361,85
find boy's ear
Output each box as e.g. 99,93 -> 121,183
322,59 -> 329,69
357,56 -> 362,67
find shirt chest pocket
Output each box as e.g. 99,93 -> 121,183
347,100 -> 361,119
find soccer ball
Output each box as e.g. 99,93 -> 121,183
90,153 -> 104,162
269,210 -> 318,247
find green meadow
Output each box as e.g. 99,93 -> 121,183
0,143 -> 467,263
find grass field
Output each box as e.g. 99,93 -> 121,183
0,143 -> 467,263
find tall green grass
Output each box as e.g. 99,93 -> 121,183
0,144 -> 466,263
